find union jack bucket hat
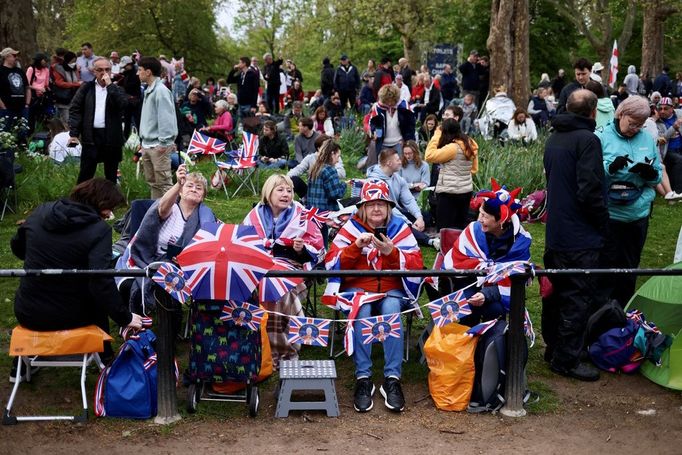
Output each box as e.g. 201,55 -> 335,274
358,179 -> 395,207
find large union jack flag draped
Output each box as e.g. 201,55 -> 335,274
219,301 -> 265,331
444,220 -> 531,311
259,257 -> 305,303
427,288 -> 472,328
176,223 -> 273,301
287,317 -> 330,347
360,314 -> 402,345
151,262 -> 192,304
187,129 -> 226,155
300,207 -> 330,231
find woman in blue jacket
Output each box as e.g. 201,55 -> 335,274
596,96 -> 662,306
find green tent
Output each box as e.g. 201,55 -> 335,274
626,262 -> 682,390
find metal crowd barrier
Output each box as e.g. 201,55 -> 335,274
2,266 -> 681,421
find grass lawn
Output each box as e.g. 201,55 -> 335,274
0,140 -> 680,418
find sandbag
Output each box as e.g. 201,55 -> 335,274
424,323 -> 477,411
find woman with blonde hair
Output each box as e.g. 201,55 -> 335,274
399,140 -> 430,195
368,83 -> 416,156
243,174 -> 324,367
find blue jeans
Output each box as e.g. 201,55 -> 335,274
347,288 -> 408,379
257,158 -> 287,169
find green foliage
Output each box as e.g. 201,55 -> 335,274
473,134 -> 547,193
65,0 -> 229,79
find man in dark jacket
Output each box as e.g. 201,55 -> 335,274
653,66 -> 672,96
440,64 -> 459,105
68,57 -> 128,183
227,56 -> 260,117
543,89 -> 608,382
334,54 -> 361,112
320,57 -> 335,99
398,57 -> 415,92
458,50 -> 480,104
556,58 -> 592,113
263,53 -> 283,114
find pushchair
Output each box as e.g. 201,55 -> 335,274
185,300 -> 263,417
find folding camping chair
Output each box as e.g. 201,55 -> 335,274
3,325 -> 109,424
215,131 -> 260,197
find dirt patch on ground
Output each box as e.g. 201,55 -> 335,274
1,367 -> 681,454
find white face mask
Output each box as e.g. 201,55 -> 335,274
68,62 -> 76,69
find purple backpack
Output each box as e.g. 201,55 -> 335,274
588,319 -> 643,373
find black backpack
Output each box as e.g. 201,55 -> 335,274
468,320 -> 528,413
585,299 -> 627,345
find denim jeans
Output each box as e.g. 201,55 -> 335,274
257,158 -> 287,169
347,288 -> 408,379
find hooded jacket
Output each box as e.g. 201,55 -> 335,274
595,97 -> 615,129
366,164 -> 422,220
12,199 -> 132,330
623,65 -> 639,95
544,112 -> 609,251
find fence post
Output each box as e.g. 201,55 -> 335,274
500,273 -> 527,417
154,289 -> 181,424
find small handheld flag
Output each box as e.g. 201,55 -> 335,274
219,301 -> 265,332
187,130 -> 226,155
287,317 -> 330,347
360,314 -> 402,345
152,263 -> 192,304
466,319 -> 499,337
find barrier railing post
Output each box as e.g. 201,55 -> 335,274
500,273 -> 527,417
154,289 -> 181,424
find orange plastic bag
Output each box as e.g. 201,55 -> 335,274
9,325 -> 113,356
424,323 -> 478,411
212,313 -> 273,394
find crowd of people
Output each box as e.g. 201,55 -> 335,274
2,41 -> 682,413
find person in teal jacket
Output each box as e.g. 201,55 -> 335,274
596,95 -> 662,306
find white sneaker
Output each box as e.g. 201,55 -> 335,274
665,191 -> 682,201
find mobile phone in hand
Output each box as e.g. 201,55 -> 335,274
374,227 -> 387,239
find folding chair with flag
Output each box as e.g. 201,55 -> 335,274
215,131 -> 260,197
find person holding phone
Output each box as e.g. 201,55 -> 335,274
116,164 -> 215,315
68,57 -> 128,183
325,179 -> 423,413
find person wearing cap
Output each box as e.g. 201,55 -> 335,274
590,62 -> 604,83
656,96 -> 682,193
334,54 -> 360,112
109,51 -> 121,76
543,89 -> 608,382
458,50 -> 480,105
557,57 -> 592,113
444,178 -> 531,326
76,42 -> 98,82
68,57 -> 128,184
324,178 -> 424,413
0,47 -> 31,133
597,95 -> 662,306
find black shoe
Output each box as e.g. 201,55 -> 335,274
380,377 -> 405,412
353,377 -> 375,412
550,361 -> 600,382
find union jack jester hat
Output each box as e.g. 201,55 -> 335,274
357,179 -> 396,207
476,178 -> 522,223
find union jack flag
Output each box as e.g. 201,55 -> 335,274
287,317 -> 330,347
349,179 -> 366,197
360,313 -> 402,345
187,129 -> 226,155
466,319 -> 500,337
300,207 -> 330,230
219,301 -> 265,331
216,131 -> 259,169
427,289 -> 472,328
151,263 -> 192,304
485,261 -> 531,285
524,309 -> 536,347
177,223 -> 273,301
259,257 -> 304,302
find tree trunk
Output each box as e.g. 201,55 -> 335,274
641,1 -> 678,79
0,1 -> 38,66
402,35 -> 420,72
487,0 -> 529,108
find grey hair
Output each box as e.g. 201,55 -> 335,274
92,57 -> 110,67
215,99 -> 229,111
615,95 -> 650,120
184,172 -> 208,200
263,52 -> 272,60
